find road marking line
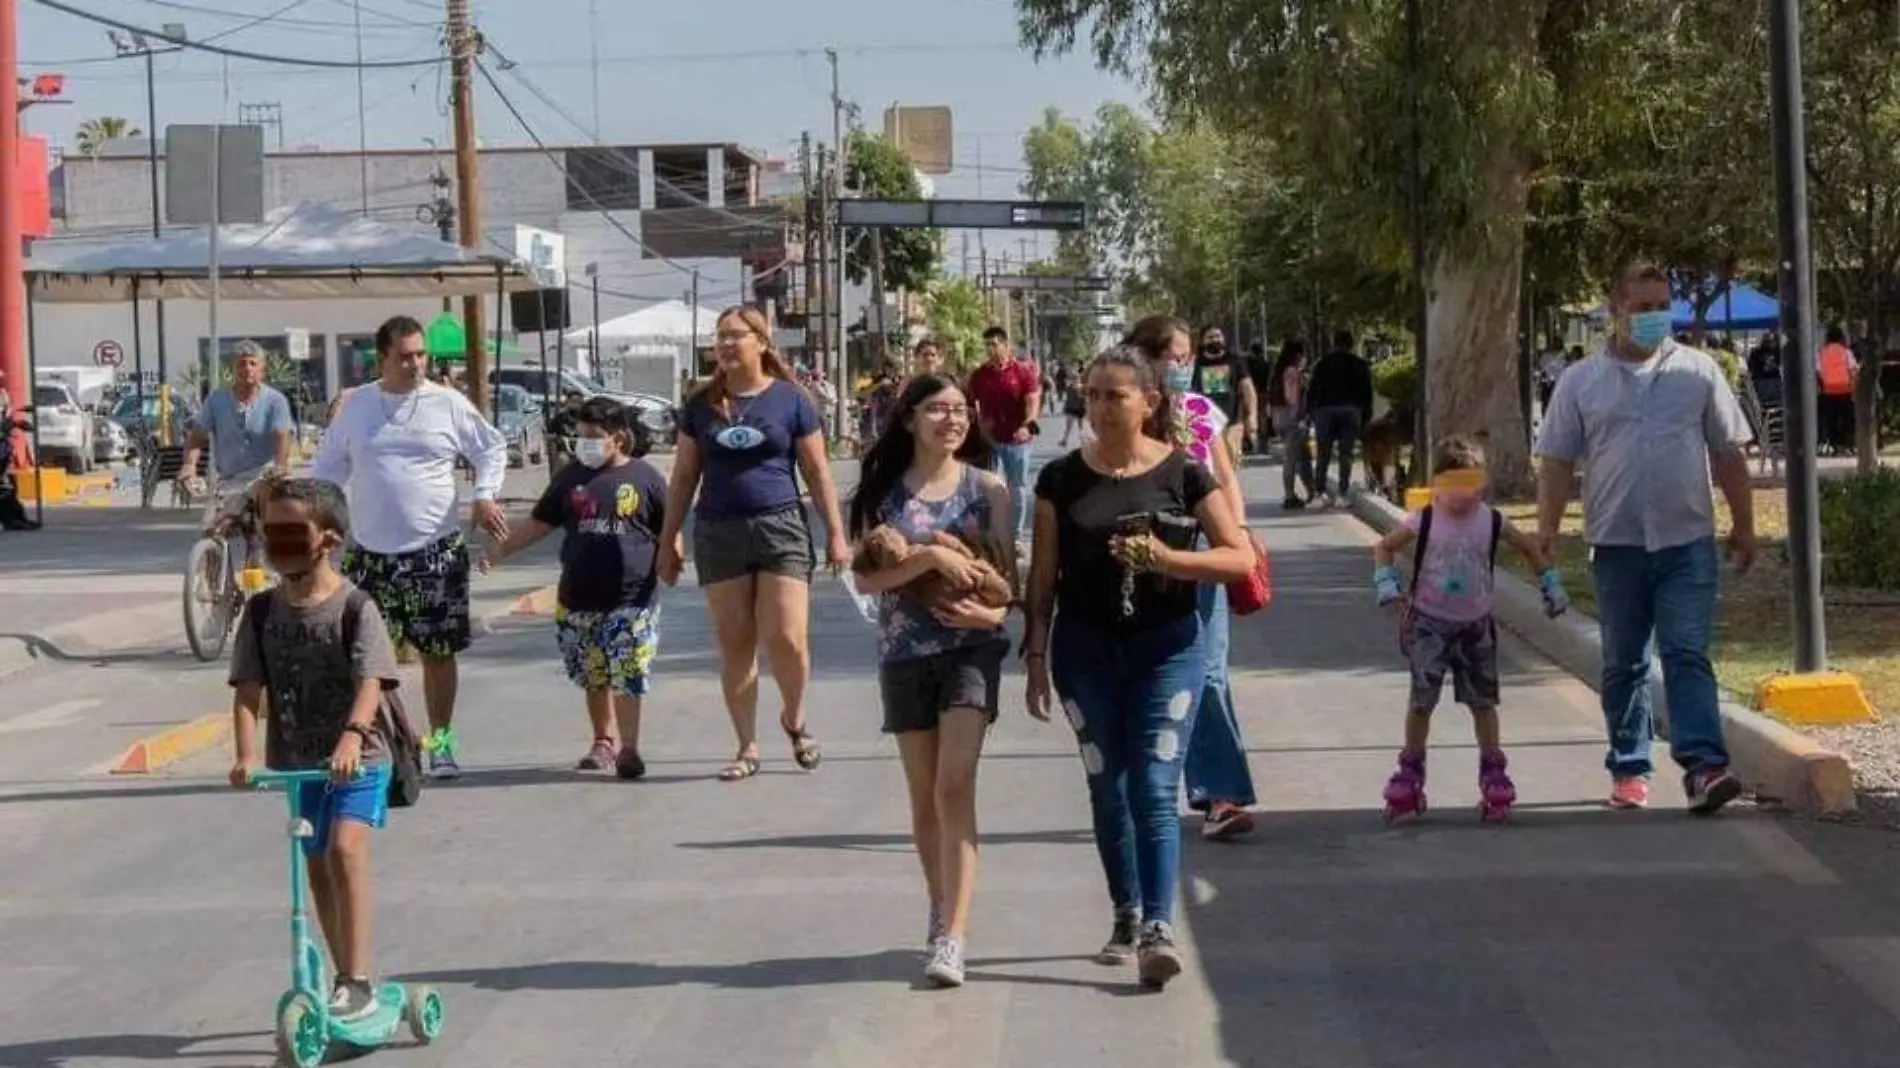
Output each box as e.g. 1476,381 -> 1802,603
0,698 -> 100,735
110,712 -> 230,775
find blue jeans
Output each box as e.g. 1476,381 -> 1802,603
1185,583 -> 1257,808
1051,612 -> 1204,926
991,442 -> 1032,540
1590,538 -> 1728,778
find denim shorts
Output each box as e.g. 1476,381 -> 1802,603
692,506 -> 814,586
877,638 -> 1008,733
555,604 -> 660,697
296,763 -> 391,859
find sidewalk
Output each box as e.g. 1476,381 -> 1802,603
8,466 -> 1900,1065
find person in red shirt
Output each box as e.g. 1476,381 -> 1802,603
966,326 -> 1043,543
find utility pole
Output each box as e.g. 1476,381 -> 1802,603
688,269 -> 701,377
801,133 -> 821,378
1767,0 -> 1826,673
827,47 -> 847,437
447,0 -> 488,415
1405,0 -> 1430,484
0,0 -> 21,423
870,228 -> 888,367
587,0 -> 601,139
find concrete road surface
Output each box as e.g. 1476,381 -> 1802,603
8,456 -> 1900,1067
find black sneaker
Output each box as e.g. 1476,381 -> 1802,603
1282,497 -> 1306,511
1685,765 -> 1742,815
1136,921 -> 1183,989
329,977 -> 378,1022
614,745 -> 647,781
1096,911 -> 1139,965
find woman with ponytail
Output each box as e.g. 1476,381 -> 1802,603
1124,315 -> 1261,840
656,305 -> 850,781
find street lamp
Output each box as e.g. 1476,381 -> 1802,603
584,261 -> 600,373
110,23 -> 184,387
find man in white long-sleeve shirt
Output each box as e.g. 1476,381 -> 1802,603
313,315 -> 510,778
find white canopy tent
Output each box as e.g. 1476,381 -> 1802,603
23,201 -> 548,303
566,298 -> 723,345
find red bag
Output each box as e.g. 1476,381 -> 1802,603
1228,545 -> 1272,616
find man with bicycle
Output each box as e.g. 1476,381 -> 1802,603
183,341 -> 296,562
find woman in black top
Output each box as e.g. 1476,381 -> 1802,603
1022,349 -> 1253,991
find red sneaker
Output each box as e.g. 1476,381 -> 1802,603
1608,776 -> 1650,810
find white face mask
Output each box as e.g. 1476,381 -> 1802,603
575,437 -> 612,468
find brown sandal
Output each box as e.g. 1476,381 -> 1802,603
718,753 -> 761,782
783,724 -> 822,771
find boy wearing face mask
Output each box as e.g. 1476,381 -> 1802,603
484,397 -> 668,778
229,478 -> 404,1023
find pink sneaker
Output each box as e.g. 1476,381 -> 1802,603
1608,776 -> 1650,810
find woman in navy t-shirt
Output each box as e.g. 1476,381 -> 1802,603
656,305 -> 850,781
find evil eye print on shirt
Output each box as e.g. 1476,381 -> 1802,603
714,424 -> 767,450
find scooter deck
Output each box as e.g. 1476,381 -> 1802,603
326,983 -> 410,1047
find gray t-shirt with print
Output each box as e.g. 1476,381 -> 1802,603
229,582 -> 402,769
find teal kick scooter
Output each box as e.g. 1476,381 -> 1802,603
250,769 -> 445,1067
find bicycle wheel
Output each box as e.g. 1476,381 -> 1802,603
183,535 -> 235,662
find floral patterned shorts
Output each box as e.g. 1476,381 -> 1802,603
555,604 -> 661,697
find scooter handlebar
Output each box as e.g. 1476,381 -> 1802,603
249,768 -> 363,789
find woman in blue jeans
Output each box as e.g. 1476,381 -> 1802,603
1023,349 -> 1254,990
1126,314 -> 1262,840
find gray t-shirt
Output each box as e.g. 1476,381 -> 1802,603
229,582 -> 402,769
1534,341 -> 1752,551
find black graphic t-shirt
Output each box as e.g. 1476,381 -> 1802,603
230,583 -> 401,770
1192,351 -> 1253,423
531,458 -> 669,612
1035,449 -> 1217,632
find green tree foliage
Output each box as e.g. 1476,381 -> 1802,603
74,116 -> 140,156
843,130 -> 940,294
923,276 -> 992,370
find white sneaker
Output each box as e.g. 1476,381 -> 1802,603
924,936 -> 966,988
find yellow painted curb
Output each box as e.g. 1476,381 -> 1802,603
1759,671 -> 1879,726
509,585 -> 558,617
110,712 -> 230,774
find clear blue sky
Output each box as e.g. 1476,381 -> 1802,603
19,0 -> 1145,217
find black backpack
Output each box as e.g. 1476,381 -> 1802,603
247,587 -> 425,808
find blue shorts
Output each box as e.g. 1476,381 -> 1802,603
296,764 -> 391,858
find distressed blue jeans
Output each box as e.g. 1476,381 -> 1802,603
1590,538 -> 1729,778
1052,612 -> 1204,926
1185,582 -> 1257,809
990,442 -> 1033,541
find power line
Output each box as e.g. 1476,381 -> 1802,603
119,0 -> 427,32
27,0 -> 447,67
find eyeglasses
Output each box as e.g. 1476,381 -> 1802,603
918,403 -> 969,421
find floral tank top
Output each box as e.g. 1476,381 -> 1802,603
1171,391 -> 1228,469
876,466 -> 1006,663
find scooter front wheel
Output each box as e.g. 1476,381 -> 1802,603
275,991 -> 329,1068
405,985 -> 445,1044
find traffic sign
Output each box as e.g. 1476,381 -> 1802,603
93,340 -> 124,368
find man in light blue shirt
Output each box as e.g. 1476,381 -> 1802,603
183,341 -> 295,540
1535,261 -> 1757,816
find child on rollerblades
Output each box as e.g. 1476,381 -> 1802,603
1371,435 -> 1570,823
229,478 -> 404,1020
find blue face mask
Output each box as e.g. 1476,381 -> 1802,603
1627,310 -> 1673,351
1161,364 -> 1195,393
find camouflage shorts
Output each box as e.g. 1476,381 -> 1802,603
1405,611 -> 1499,713
342,533 -> 472,658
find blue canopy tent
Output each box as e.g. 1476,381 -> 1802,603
1583,281 -> 1781,332
1671,281 -> 1779,332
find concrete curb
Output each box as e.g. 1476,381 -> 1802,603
1347,490 -> 1857,816
110,712 -> 230,775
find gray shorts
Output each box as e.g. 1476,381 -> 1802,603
878,639 -> 1009,733
692,505 -> 814,586
1405,611 -> 1500,712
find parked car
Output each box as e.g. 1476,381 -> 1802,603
92,418 -> 134,464
109,392 -> 195,446
31,382 -> 96,474
490,367 -> 677,448
494,384 -> 545,469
